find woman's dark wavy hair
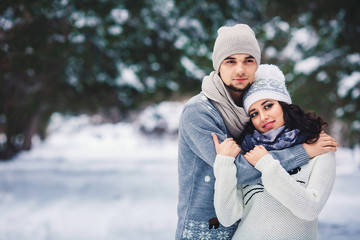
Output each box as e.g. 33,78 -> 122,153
238,101 -> 328,144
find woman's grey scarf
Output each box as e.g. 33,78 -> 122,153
202,71 -> 249,138
241,126 -> 307,152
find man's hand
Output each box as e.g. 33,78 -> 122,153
212,133 -> 241,157
302,131 -> 338,159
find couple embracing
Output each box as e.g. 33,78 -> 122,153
176,24 -> 337,240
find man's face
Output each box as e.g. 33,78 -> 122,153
218,53 -> 257,93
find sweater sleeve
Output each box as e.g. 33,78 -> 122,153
180,99 -> 260,182
213,154 -> 244,227
234,144 -> 309,185
181,99 -> 310,185
255,152 -> 336,221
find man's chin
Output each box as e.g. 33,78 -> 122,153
227,83 -> 251,93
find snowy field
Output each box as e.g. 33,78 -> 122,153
0,103 -> 360,240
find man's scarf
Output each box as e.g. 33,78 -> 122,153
202,71 -> 249,138
241,126 -> 306,152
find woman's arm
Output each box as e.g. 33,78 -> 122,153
213,154 -> 244,227
252,151 -> 336,221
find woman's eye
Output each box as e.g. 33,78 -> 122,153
264,103 -> 273,109
250,112 -> 258,118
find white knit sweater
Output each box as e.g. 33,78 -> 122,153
214,152 -> 336,240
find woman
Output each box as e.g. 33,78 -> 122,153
212,64 -> 336,239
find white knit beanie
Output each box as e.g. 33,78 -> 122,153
243,64 -> 292,115
212,24 -> 261,72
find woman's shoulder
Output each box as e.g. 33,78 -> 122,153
308,152 -> 336,168
313,152 -> 335,160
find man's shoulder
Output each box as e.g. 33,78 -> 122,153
184,93 -> 214,109
180,93 -> 222,124
179,93 -> 228,136
180,93 -> 220,121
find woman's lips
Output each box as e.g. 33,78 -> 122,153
263,121 -> 275,129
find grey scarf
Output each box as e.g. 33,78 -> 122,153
201,71 -> 249,138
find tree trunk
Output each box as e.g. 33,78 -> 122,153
22,107 -> 41,151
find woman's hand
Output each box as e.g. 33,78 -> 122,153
212,133 -> 241,158
244,145 -> 269,166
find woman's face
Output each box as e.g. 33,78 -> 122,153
248,99 -> 285,133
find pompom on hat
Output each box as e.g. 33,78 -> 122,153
243,64 -> 292,115
212,24 -> 261,72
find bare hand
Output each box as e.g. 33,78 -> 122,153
244,145 -> 269,166
212,133 -> 241,157
302,131 -> 338,159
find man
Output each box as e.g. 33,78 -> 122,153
176,24 -> 337,240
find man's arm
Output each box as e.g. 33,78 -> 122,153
235,132 -> 338,185
234,144 -> 308,185
182,100 -> 338,185
180,101 -> 260,181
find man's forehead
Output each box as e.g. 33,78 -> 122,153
224,54 -> 254,60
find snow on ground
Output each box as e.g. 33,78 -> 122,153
0,103 -> 360,240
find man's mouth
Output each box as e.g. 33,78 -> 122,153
233,77 -> 247,82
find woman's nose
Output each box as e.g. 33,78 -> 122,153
260,112 -> 268,121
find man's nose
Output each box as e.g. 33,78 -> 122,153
235,63 -> 245,74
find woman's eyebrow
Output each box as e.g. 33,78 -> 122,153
261,100 -> 272,106
249,108 -> 256,114
249,100 -> 273,114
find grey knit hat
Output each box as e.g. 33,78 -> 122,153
243,64 -> 292,115
212,24 -> 261,72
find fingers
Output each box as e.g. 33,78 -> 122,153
223,138 -> 240,149
304,132 -> 339,158
252,145 -> 266,152
233,144 -> 241,151
318,132 -> 339,148
212,133 -> 236,145
223,138 -> 235,142
211,133 -> 220,147
255,145 -> 266,150
319,132 -> 337,142
323,145 -> 338,152
212,133 -> 237,152
211,133 -> 234,144
324,140 -> 338,148
319,138 -> 338,148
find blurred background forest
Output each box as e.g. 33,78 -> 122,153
1,0 -> 359,160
